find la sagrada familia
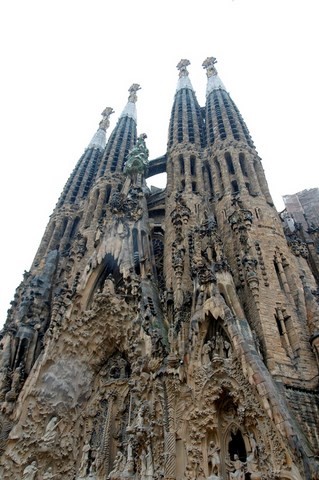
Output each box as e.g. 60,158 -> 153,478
0,58 -> 318,480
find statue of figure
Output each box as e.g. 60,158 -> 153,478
0,366 -> 11,401
41,416 -> 59,447
22,461 -> 38,480
103,274 -> 115,295
136,401 -> 148,429
108,451 -> 125,479
246,451 -> 261,480
124,133 -> 149,179
214,333 -> 223,357
140,449 -> 147,478
43,467 -> 54,479
5,362 -> 24,402
141,443 -> 154,480
229,454 -> 246,480
223,339 -> 231,358
202,342 -> 212,365
79,441 -> 91,476
248,432 -> 257,457
208,441 -> 221,476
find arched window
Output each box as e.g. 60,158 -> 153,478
239,152 -> 248,177
225,152 -> 235,175
228,429 -> 247,462
190,155 -> 196,176
132,228 -> 140,275
231,180 -> 239,194
206,164 -> 214,194
70,217 -> 80,239
104,185 -> 112,204
214,157 -> 224,196
179,155 -> 185,175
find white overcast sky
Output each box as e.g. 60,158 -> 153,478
0,0 -> 318,326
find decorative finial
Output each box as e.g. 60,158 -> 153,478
124,133 -> 149,180
177,59 -> 190,78
202,57 -> 218,78
128,84 -> 141,103
99,107 -> 114,131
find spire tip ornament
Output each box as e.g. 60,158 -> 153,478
202,57 -> 218,78
128,84 -> 141,103
99,107 -> 115,131
177,59 -> 190,78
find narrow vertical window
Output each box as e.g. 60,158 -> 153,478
179,155 -> 185,175
239,153 -> 248,177
214,157 -> 224,196
190,155 -> 196,176
231,180 -> 239,194
225,152 -> 235,175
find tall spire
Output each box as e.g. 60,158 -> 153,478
97,85 -> 139,176
203,56 -> 254,148
202,56 -> 226,96
176,59 -> 194,92
119,83 -> 141,122
168,59 -> 204,149
56,107 -> 114,208
88,107 -> 114,150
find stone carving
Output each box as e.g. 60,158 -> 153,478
75,233 -> 87,260
41,416 -> 59,449
108,450 -> 125,479
254,241 -> 269,286
99,107 -> 115,131
124,133 -> 149,180
208,441 -> 221,476
228,454 -> 245,479
128,83 -> 141,103
43,467 -> 54,479
246,450 -> 261,479
176,58 -> 190,77
242,254 -> 260,310
79,441 -> 91,477
22,461 -> 38,480
140,442 -> 154,480
288,236 -> 309,258
202,56 -> 218,77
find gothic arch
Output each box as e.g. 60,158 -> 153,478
84,254 -> 122,309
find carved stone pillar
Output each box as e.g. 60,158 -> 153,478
95,393 -> 115,476
164,380 -> 176,480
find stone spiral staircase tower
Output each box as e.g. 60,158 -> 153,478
0,59 -> 318,480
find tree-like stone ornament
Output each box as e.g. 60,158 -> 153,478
177,58 -> 190,77
128,83 -> 141,103
99,107 -> 115,131
202,56 -> 218,77
124,133 -> 149,178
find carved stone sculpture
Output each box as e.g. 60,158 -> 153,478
22,461 -> 38,480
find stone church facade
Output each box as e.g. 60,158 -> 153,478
0,58 -> 318,479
